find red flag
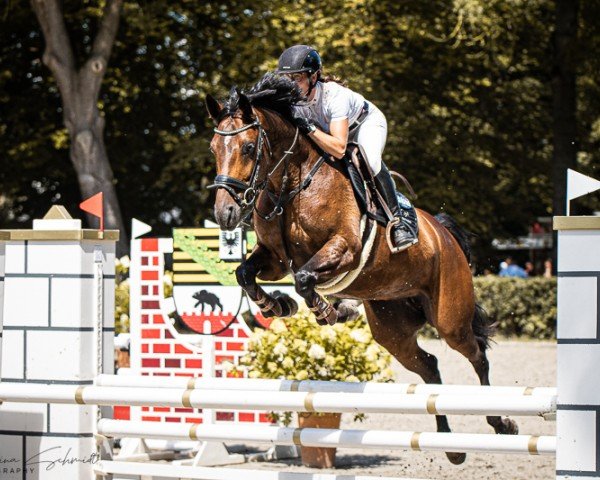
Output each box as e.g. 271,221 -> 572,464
80,192 -> 104,231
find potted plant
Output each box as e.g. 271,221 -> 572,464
237,310 -> 394,468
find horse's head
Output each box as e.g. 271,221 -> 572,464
205,91 -> 265,230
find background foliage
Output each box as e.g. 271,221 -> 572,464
421,276 -> 557,339
2,0 -> 599,266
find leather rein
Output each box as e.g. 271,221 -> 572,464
207,116 -> 327,223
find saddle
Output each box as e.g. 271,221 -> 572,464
343,143 -> 418,235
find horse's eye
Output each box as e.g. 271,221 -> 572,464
242,142 -> 255,156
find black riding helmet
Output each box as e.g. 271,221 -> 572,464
276,45 -> 322,76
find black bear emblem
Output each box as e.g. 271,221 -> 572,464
192,290 -> 224,313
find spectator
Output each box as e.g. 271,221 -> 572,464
499,257 -> 528,278
525,261 -> 535,276
543,259 -> 553,278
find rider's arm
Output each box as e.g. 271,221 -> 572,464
308,118 -> 348,159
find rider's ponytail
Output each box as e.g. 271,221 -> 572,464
319,71 -> 348,87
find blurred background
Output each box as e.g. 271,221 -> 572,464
1,0 -> 598,272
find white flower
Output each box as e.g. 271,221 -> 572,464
376,357 -> 389,370
324,355 -> 335,367
248,371 -> 261,378
270,318 -> 288,334
350,329 -> 370,343
296,370 -> 308,380
221,361 -> 234,372
365,344 -> 379,362
319,327 -> 336,341
273,342 -> 288,356
119,255 -> 131,268
292,339 -> 307,352
318,367 -> 329,378
308,344 -> 326,360
267,362 -> 278,373
119,313 -> 129,323
345,375 -> 359,382
282,357 -> 294,369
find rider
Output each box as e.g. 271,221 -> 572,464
275,45 -> 418,252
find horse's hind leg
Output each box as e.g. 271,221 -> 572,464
433,292 -> 519,437
364,299 -> 467,465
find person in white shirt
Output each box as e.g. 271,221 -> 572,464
276,45 -> 418,252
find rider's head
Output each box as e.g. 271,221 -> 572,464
275,45 -> 322,96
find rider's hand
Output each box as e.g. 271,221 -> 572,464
292,115 -> 317,135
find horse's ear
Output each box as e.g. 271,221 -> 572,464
205,94 -> 222,123
238,93 -> 255,123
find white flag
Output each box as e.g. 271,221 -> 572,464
568,169 -> 600,201
566,169 -> 600,215
131,218 -> 152,239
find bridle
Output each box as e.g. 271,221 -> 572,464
208,114 -> 325,224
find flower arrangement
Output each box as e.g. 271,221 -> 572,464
237,309 -> 395,424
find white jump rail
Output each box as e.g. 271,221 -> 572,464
96,373 -> 557,397
97,419 -> 556,456
0,382 -> 556,417
95,461 -> 428,480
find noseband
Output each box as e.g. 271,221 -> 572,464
207,116 -> 300,221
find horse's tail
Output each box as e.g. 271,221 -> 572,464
434,213 -> 496,349
434,212 -> 471,264
472,303 -> 496,351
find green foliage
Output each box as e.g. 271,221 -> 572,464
474,276 -> 557,339
237,311 -> 394,424
114,256 -> 131,334
2,0 -> 599,250
420,275 -> 557,340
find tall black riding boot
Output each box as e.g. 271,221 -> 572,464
374,165 -> 419,252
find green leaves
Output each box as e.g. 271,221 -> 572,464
2,0 -> 599,249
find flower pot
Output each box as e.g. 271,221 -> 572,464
297,412 -> 342,468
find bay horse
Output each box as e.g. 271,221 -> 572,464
205,74 -> 518,464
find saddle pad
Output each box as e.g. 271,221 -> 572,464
315,214 -> 378,296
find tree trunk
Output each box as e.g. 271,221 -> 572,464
31,0 -> 128,254
68,83 -> 128,254
551,0 -> 578,269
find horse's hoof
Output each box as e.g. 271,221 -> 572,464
272,292 -> 298,317
446,452 -> 467,465
335,300 -> 360,323
501,418 -> 519,435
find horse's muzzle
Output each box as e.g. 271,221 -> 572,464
214,203 -> 242,231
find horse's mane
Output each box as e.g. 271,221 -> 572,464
220,73 -> 304,124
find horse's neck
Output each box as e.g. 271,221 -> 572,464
262,115 -> 320,192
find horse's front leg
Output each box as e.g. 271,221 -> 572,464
295,235 -> 360,325
236,243 -> 298,318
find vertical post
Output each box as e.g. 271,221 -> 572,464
554,216 -> 600,479
0,234 -> 6,379
0,206 -> 118,480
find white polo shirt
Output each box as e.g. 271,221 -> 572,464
292,81 -> 366,134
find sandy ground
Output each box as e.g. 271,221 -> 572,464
227,339 -> 557,479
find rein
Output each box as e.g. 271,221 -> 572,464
208,115 -> 326,223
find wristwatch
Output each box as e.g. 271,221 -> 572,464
307,123 -> 317,134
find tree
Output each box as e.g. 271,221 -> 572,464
30,0 -> 127,252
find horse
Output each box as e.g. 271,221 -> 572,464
205,74 -> 518,464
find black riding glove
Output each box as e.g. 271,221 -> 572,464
292,115 -> 317,135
